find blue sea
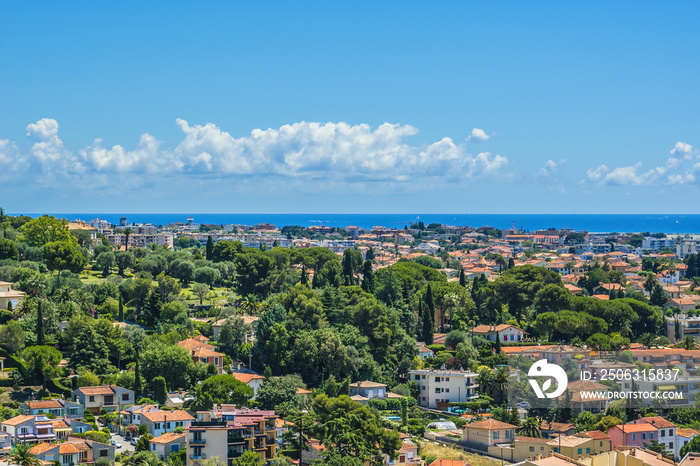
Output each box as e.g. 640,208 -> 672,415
14,213 -> 700,234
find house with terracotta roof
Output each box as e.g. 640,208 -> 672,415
119,404 -> 161,426
678,428 -> 699,455
72,385 -> 135,414
232,372 -> 265,397
384,441 -> 423,466
19,398 -> 83,419
664,297 -> 696,314
470,324 -> 526,342
1,415 -> 55,444
212,316 -> 259,340
28,437 -> 115,465
149,432 -> 186,460
140,410 -> 194,437
540,421 -> 575,438
579,430 -> 612,455
427,460 -> 466,466
178,337 -> 224,374
608,423 -> 658,450
463,419 -> 516,450
630,416 -> 680,459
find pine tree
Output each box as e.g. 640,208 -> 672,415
118,294 -> 124,322
300,267 -> 308,285
459,269 -> 466,287
36,300 -> 44,346
134,352 -> 142,400
361,260 -> 374,293
206,236 -> 214,261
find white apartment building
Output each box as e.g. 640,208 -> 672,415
642,238 -> 676,251
408,369 -> 478,409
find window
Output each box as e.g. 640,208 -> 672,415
632,434 -> 637,441
435,377 -> 441,383
63,455 -> 73,464
505,430 -> 511,439
642,433 -> 647,440
152,444 -> 156,451
529,447 -> 535,452
445,388 -> 449,393
422,375 -> 426,380
421,386 -> 426,391
435,388 -> 440,393
493,431 -> 499,440
577,449 -> 582,455
600,442 -> 603,447
586,448 -> 590,454
122,394 -> 130,401
661,430 -> 665,437
651,433 -> 655,439
89,396 -> 95,402
445,378 -> 449,382
670,442 -> 673,449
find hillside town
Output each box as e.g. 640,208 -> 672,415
2,211 -> 700,466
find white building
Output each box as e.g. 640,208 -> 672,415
642,238 -> 676,251
677,241 -> 697,260
470,324 -> 526,343
408,368 -> 478,409
630,417 -> 680,460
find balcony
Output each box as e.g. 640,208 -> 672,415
190,438 -> 206,445
189,454 -> 206,460
228,437 -> 245,444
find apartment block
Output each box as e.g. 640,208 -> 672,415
408,369 -> 478,409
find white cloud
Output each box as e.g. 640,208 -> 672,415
3,118 -> 509,189
467,127 -> 490,142
586,141 -> 700,186
538,159 -> 566,177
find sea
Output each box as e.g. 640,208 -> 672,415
14,213 -> 700,234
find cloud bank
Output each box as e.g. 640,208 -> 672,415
1,119 -> 508,189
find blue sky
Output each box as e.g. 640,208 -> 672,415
1,1 -> 700,214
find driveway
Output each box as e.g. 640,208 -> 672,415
111,431 -> 136,453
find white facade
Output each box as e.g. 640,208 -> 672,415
408,369 -> 478,409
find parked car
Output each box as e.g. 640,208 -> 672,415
130,437 -> 139,446
111,439 -> 122,449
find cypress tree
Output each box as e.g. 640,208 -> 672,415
495,330 -> 501,353
312,269 -> 320,289
300,267 -> 308,285
366,247 -> 375,261
423,304 -> 434,345
134,352 -> 142,400
459,269 -> 466,287
361,260 -> 374,293
342,251 -> 354,286
425,284 -> 435,331
206,236 -> 214,261
153,376 -> 167,405
118,294 -> 124,322
675,319 -> 682,342
417,301 -> 424,341
36,300 -> 44,346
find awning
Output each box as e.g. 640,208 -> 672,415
657,385 -> 677,391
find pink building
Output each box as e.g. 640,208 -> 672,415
608,424 -> 658,450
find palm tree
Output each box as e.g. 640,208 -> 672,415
492,367 -> 512,404
10,443 -> 42,466
644,275 -> 656,293
517,417 -> 543,438
679,336 -> 697,350
691,277 -> 700,292
122,228 -> 133,251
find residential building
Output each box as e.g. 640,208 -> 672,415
408,368 -> 478,409
0,281 -> 25,310
470,324 -> 527,342
185,408 -> 278,466
232,373 -> 265,397
608,424 -> 658,450
19,399 -> 83,419
178,336 -> 225,375
28,437 -> 115,465
140,410 -> 194,437
212,316 -> 258,340
1,415 -> 55,444
540,422 -> 575,438
579,431 -> 613,455
0,431 -> 10,450
349,381 -> 387,400
120,404 -> 162,426
72,385 -> 135,414
664,297 -> 696,314
630,416 -> 679,459
642,238 -> 676,251
385,441 -> 423,466
678,429 -> 699,453
558,380 -> 611,414
150,432 -> 186,461
462,419 -> 516,451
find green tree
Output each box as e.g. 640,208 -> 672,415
22,345 -> 62,388
141,342 -> 194,390
153,376 -> 168,405
232,451 -> 264,466
20,215 -> 76,247
96,251 -> 116,276
680,435 -> 700,457
187,374 -> 254,411
68,326 -> 112,374
43,240 -> 87,286
134,352 -> 143,399
122,228 -> 134,251
118,294 -> 124,322
0,238 -> 19,260
517,417 -> 542,438
206,236 -> 214,261
136,434 -> 154,452
36,299 -> 44,346
218,317 -> 253,360
0,320 -> 26,353
115,250 -> 136,275
9,443 -> 42,466
255,376 -> 303,410
192,283 -> 209,305
361,260 -> 375,294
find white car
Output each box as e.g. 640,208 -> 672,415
111,439 -> 122,449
